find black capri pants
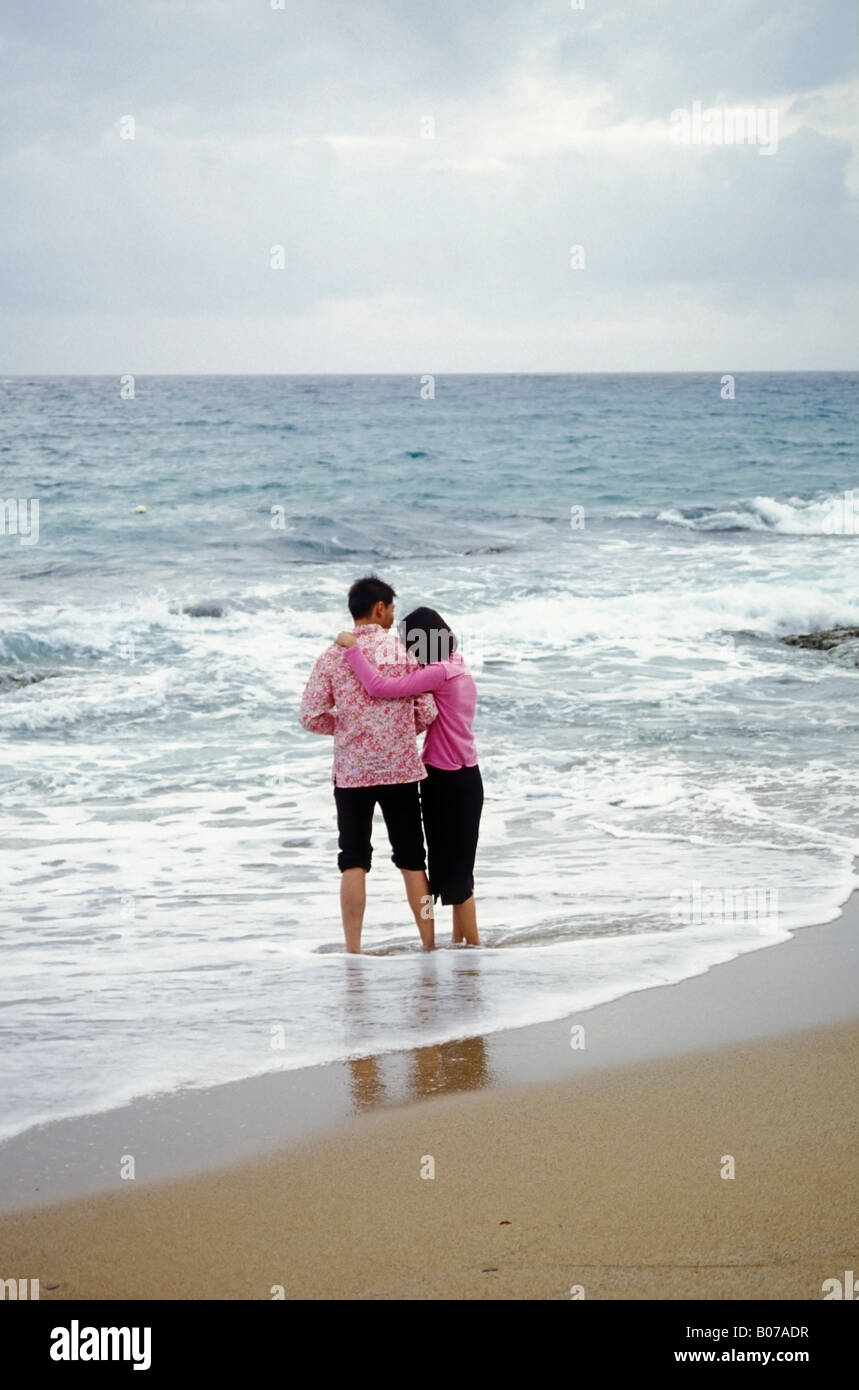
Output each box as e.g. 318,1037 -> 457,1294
334,781 -> 426,874
420,762 -> 483,905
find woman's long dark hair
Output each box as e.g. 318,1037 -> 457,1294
400,606 -> 458,666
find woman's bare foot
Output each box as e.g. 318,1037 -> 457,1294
452,897 -> 479,946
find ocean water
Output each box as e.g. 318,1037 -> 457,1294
1,373 -> 857,1143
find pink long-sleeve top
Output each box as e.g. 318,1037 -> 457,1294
344,644 -> 478,771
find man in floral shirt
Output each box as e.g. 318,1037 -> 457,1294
300,576 -> 437,953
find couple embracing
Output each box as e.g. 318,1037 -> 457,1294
300,576 -> 482,953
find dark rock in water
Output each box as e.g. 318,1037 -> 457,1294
182,602 -> 224,618
0,669 -> 59,689
781,626 -> 859,652
781,627 -> 859,664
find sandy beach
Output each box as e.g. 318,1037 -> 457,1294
1,1021 -> 856,1301
2,899 -> 857,1301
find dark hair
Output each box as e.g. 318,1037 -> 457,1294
348,575 -> 396,621
400,606 -> 458,665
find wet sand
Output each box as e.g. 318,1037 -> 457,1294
1,898 -> 856,1300
0,1018 -> 855,1300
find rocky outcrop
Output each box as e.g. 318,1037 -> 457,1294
782,626 -> 859,651
781,627 -> 859,665
0,669 -> 59,689
180,602 -> 224,618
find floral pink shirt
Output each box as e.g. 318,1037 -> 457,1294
299,624 -> 438,787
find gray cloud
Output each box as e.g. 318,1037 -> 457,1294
0,0 -> 856,369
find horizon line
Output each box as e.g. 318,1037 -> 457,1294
2,369 -> 857,378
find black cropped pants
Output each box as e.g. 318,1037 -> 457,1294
420,763 -> 483,906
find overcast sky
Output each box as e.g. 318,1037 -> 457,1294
1,0 -> 857,372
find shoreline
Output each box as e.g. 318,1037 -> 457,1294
1,1021 -> 855,1300
1,890 -> 857,1215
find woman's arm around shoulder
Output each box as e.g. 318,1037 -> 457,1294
343,642 -> 446,698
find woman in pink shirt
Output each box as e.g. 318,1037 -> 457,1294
336,607 -> 482,946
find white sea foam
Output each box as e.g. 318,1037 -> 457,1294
472,581 -> 859,652
658,490 -> 859,536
